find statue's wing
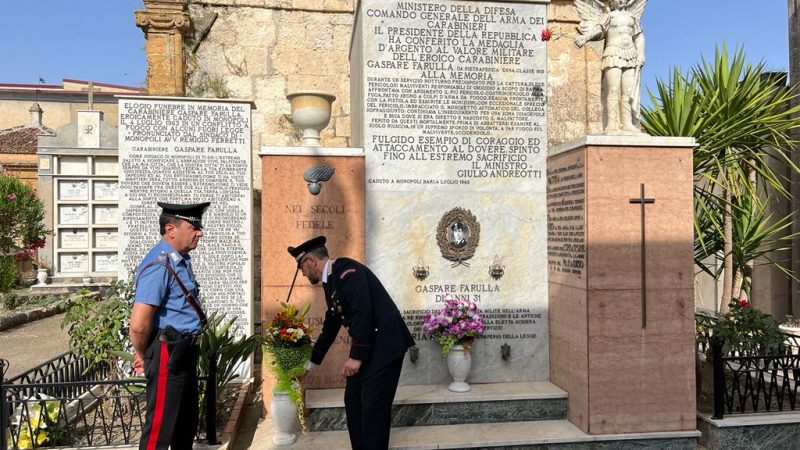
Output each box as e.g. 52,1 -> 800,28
627,0 -> 647,21
574,0 -> 608,24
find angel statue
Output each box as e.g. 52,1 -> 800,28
574,0 -> 646,133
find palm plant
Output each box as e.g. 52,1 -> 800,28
197,312 -> 260,431
642,44 -> 800,313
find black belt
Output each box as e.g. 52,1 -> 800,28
157,327 -> 202,346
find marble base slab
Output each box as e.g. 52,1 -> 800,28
307,382 -> 568,432
266,419 -> 700,449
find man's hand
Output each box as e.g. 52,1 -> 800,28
342,358 -> 362,377
132,352 -> 144,375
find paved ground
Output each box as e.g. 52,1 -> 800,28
230,394 -> 264,450
0,313 -> 70,378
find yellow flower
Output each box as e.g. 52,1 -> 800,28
28,404 -> 43,429
45,400 -> 60,423
17,427 -> 49,448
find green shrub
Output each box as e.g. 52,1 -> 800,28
61,288 -> 132,376
0,169 -> 48,292
2,291 -> 17,309
0,255 -> 17,293
697,298 -> 784,356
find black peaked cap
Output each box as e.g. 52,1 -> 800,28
288,236 -> 327,264
158,201 -> 211,228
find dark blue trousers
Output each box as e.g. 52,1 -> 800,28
139,335 -> 199,450
344,355 -> 404,450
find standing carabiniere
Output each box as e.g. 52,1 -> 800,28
130,201 -> 210,450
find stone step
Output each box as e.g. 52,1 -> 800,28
274,419 -> 701,449
306,381 -> 568,432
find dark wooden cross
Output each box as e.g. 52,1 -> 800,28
629,183 -> 655,328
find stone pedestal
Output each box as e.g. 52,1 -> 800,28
135,0 -> 190,96
547,135 -> 696,434
259,147 -> 365,401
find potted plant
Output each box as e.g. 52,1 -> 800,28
711,298 -> 784,357
422,295 -> 484,392
262,301 -> 314,445
695,298 -> 784,412
33,259 -> 49,285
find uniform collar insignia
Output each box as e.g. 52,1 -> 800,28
169,252 -> 182,263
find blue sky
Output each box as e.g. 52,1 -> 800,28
0,0 -> 791,100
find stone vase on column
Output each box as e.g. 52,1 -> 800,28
286,91 -> 336,146
270,389 -> 299,445
446,342 -> 472,392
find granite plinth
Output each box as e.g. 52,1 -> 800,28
697,412 -> 800,450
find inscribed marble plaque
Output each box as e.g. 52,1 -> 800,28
353,0 -> 549,384
94,181 -> 119,201
94,253 -> 118,272
94,157 -> 118,175
60,229 -> 89,249
58,180 -> 88,201
60,253 -> 88,273
59,206 -> 89,225
58,156 -> 88,175
547,151 -> 586,286
94,206 -> 118,225
94,229 -> 118,248
118,97 -> 254,354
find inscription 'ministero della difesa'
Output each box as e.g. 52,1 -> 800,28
363,0 -> 547,188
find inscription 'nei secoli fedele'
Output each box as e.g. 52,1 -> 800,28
285,203 -> 346,229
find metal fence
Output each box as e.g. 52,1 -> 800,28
1,352 -> 218,449
702,331 -> 800,419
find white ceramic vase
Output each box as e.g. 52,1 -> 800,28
270,389 -> 299,445
35,269 -> 48,285
446,344 -> 472,392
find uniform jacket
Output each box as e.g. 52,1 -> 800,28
134,240 -> 203,334
311,258 -> 415,376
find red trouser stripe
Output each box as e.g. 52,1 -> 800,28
146,342 -> 169,450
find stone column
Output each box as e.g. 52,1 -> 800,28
789,0 -> 800,314
135,0 -> 190,96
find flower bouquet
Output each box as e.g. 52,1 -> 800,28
263,301 -> 314,433
422,295 -> 484,355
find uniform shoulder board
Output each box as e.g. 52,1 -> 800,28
339,268 -> 357,280
155,251 -> 169,266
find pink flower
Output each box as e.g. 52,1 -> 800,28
541,29 -> 552,41
739,299 -> 751,309
6,193 -> 16,201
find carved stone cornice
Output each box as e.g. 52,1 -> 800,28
135,10 -> 191,35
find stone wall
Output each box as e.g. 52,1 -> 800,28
184,0 -> 601,187
185,0 -> 355,188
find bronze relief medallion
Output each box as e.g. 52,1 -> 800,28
437,207 -> 480,266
